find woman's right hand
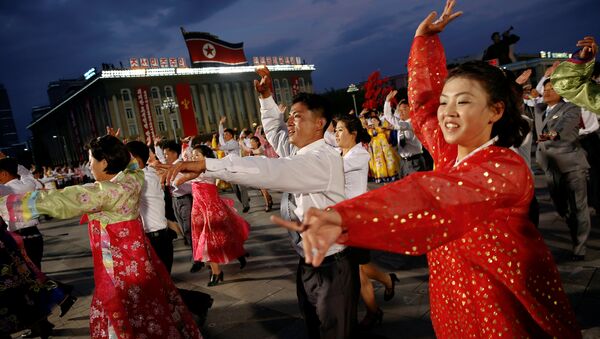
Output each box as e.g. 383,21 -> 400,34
271,207 -> 344,266
415,0 -> 462,37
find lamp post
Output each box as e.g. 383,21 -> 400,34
161,97 -> 180,141
52,135 -> 70,165
347,84 -> 359,117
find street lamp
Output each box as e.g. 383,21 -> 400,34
347,84 -> 359,116
161,97 -> 179,141
52,135 -> 70,165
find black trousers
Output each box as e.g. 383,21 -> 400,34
14,226 -> 44,269
146,229 -> 174,273
296,250 -> 359,339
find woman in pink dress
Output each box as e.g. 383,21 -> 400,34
0,135 -> 202,339
190,145 -> 250,286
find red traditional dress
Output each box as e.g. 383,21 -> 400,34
0,163 -> 202,339
331,35 -> 581,338
190,177 -> 249,263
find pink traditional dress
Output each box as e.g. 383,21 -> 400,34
330,35 -> 581,338
190,177 -> 249,263
0,162 -> 202,339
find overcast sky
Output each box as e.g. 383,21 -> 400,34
1,0 -> 598,141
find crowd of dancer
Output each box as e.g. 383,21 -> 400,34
1,0 -> 599,338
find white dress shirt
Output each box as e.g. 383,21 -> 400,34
579,108 -> 600,135
218,123 -> 241,156
206,108 -> 346,256
140,167 -> 168,233
170,159 -> 193,197
343,143 -> 371,199
383,101 -> 423,158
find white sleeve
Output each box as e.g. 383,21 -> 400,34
204,153 -> 334,194
324,130 -> 338,147
218,123 -> 226,146
260,96 -> 296,157
536,75 -> 548,96
382,101 -> 401,129
155,145 -> 166,164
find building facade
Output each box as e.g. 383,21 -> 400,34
28,65 -> 315,166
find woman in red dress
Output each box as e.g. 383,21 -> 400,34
273,1 -> 582,337
1,135 -> 202,339
189,145 -> 250,286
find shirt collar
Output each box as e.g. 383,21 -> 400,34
454,136 -> 498,167
297,139 -> 327,155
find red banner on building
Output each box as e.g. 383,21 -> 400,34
135,87 -> 156,144
175,83 -> 198,137
181,29 -> 248,67
291,77 -> 300,96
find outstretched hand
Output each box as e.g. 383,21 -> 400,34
270,207 -> 344,266
545,61 -> 561,78
515,69 -> 532,85
254,65 -> 273,99
152,160 -> 206,187
415,0 -> 462,37
385,89 -> 398,102
106,126 -> 121,138
576,36 -> 597,60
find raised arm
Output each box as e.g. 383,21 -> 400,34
255,66 -> 296,157
552,36 -> 600,114
0,180 -> 134,225
408,1 -> 461,165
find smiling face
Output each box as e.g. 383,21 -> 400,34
286,102 -> 325,148
334,120 -> 357,150
438,77 -> 503,158
397,103 -> 410,121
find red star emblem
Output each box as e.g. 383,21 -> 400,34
204,45 -> 214,57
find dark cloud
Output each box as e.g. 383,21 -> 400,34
245,38 -> 302,56
1,0 -> 599,142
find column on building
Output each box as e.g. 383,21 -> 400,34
189,85 -> 204,133
200,84 -> 215,133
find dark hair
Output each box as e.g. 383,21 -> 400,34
250,136 -> 261,146
126,141 -> 150,165
543,78 -> 552,87
86,135 -> 131,174
333,114 -> 371,144
223,128 -> 235,136
161,140 -> 181,156
292,92 -> 332,133
0,158 -> 18,178
192,144 -> 215,159
592,61 -> 600,79
491,32 -> 500,40
446,61 -> 530,148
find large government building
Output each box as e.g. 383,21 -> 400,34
28,31 -> 315,166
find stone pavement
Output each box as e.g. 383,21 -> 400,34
10,176 -> 600,339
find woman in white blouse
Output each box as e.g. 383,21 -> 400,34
333,114 -> 399,330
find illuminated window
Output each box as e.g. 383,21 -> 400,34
125,108 -> 134,119
121,89 -> 132,102
151,87 -> 160,100
273,79 -> 282,104
165,86 -> 173,98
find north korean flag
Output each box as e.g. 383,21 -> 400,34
181,28 -> 248,67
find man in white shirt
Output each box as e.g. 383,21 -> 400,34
162,140 -> 194,246
161,67 -> 358,339
126,141 -> 174,273
383,91 -> 427,178
218,117 -> 251,213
